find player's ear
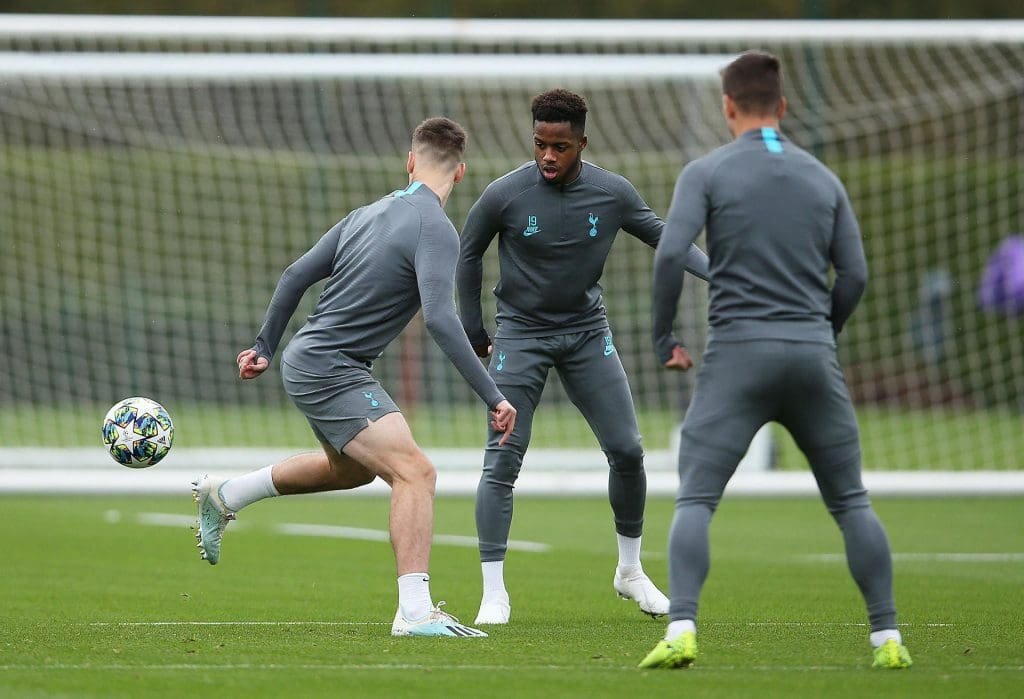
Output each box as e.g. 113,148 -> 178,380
721,94 -> 734,120
776,96 -> 788,121
453,161 -> 466,184
579,135 -> 588,151
406,151 -> 415,175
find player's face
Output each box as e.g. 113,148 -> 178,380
533,121 -> 586,185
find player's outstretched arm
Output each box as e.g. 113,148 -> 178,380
419,219 -> 507,412
618,175 -> 710,283
652,163 -> 709,366
244,225 -> 341,375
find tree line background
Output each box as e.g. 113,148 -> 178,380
2,0 -> 1022,19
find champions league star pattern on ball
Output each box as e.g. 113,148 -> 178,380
101,396 -> 174,467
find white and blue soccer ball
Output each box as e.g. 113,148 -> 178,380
101,396 -> 174,468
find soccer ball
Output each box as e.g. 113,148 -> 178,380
101,396 -> 174,468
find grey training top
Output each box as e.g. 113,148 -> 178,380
652,128 -> 868,363
252,181 -> 505,410
458,161 -> 710,343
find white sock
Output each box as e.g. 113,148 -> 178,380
397,573 -> 433,621
870,628 -> 902,647
617,534 -> 643,569
481,560 -> 508,599
666,619 -> 696,640
219,465 -> 279,511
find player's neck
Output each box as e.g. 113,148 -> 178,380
730,117 -> 781,139
409,172 -> 456,208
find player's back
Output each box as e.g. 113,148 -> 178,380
696,128 -> 862,344
284,183 -> 449,370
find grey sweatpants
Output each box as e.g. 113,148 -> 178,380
669,339 -> 898,632
476,327 -> 646,561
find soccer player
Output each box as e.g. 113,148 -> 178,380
192,117 -> 517,639
457,88 -> 710,625
639,51 -> 912,669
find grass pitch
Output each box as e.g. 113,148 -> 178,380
4,494 -> 1023,698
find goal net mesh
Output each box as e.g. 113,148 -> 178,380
1,19 -> 1021,472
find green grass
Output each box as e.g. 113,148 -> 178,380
4,494 -> 1023,697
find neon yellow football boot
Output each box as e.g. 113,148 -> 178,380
872,639 -> 913,669
638,632 -> 698,669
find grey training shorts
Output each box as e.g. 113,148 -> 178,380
281,360 -> 400,451
676,339 -> 867,513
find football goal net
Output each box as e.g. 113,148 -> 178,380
1,17 -> 1022,493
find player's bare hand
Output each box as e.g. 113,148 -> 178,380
663,345 -> 694,372
490,399 -> 517,446
236,348 -> 270,379
472,339 -> 493,358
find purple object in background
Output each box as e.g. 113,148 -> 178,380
978,235 -> 1024,316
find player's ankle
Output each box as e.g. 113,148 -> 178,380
666,619 -> 696,640
870,628 -> 902,647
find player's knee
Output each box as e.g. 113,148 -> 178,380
606,442 -> 644,474
812,455 -> 869,516
393,451 -> 437,492
482,448 -> 523,483
412,454 -> 437,490
824,489 -> 870,519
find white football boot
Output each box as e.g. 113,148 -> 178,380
613,565 -> 670,617
191,474 -> 236,565
391,602 -> 488,637
474,591 -> 512,625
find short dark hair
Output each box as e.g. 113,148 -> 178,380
412,117 -> 467,169
721,51 -> 783,117
531,88 -> 587,136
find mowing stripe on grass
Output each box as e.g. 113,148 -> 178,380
88,621 -> 386,626
135,512 -> 199,527
131,512 -> 550,552
83,620 -> 951,628
4,663 -> 1023,672
716,622 -> 954,627
0,663 -> 565,672
800,553 -> 1024,562
276,522 -> 550,552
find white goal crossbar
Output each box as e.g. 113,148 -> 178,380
2,16 -> 1024,44
0,52 -> 732,80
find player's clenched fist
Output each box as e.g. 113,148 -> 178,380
236,348 -> 270,379
662,345 -> 693,372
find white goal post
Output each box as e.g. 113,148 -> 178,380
1,16 -> 1022,494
